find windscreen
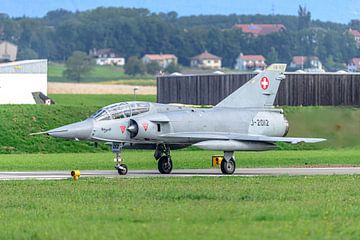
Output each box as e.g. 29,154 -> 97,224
91,102 -> 150,121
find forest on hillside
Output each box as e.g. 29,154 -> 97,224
1,6 -> 360,69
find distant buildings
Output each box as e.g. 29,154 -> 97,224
290,56 -> 324,72
348,58 -> 360,72
0,60 -> 48,104
191,51 -> 222,69
348,28 -> 360,47
0,41 -> 18,62
233,24 -> 286,37
142,54 -> 177,68
234,53 -> 266,71
89,48 -> 125,66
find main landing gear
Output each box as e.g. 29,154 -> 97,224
220,151 -> 236,175
154,144 -> 173,174
112,143 -> 128,175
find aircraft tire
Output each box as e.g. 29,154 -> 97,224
220,158 -> 236,175
158,156 -> 173,174
117,164 -> 128,175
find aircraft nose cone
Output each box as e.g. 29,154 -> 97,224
47,119 -> 94,140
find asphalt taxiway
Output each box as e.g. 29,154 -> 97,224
1,167 -> 360,180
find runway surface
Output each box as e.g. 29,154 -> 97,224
2,167 -> 360,180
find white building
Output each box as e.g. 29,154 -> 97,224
89,48 -> 125,66
0,41 -> 18,62
190,51 -> 222,69
290,56 -> 323,72
234,53 -> 267,71
142,54 -> 177,68
0,60 -> 48,104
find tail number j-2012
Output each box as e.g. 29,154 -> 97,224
250,119 -> 269,127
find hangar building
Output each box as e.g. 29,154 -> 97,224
0,59 -> 48,104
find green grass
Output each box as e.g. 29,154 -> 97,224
283,106 -> 360,149
0,149 -> 359,171
49,94 -> 156,107
2,176 -> 360,239
48,62 -> 155,83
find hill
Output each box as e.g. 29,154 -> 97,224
1,7 -> 359,69
0,94 -> 358,153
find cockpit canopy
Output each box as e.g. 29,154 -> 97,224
91,102 -> 150,121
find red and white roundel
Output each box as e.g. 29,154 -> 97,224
260,77 -> 269,90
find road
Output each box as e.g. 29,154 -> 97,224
1,167 -> 360,180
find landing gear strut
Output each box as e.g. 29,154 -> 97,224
112,143 -> 128,175
155,144 -> 173,174
220,151 -> 236,175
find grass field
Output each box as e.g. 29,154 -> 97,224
49,94 -> 156,107
2,176 -> 360,239
0,149 -> 359,171
48,62 -> 155,84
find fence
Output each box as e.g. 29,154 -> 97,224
157,73 -> 360,106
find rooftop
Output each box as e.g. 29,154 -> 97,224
239,54 -> 265,61
192,51 -> 221,60
292,56 -> 320,65
233,24 -> 286,36
349,28 -> 360,38
143,54 -> 177,61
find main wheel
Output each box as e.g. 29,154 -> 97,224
220,158 -> 236,175
158,156 -> 173,174
117,164 -> 128,175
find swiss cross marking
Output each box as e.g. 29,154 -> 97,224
260,77 -> 269,90
142,122 -> 149,131
120,125 -> 126,134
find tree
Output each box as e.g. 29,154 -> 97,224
266,47 -> 279,64
146,61 -> 161,75
17,48 -> 39,60
298,5 -> 311,30
164,62 -> 180,73
63,51 -> 93,82
124,56 -> 146,76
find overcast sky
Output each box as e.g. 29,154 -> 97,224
1,0 -> 359,23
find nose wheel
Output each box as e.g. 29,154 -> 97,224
117,164 -> 128,175
112,143 -> 128,175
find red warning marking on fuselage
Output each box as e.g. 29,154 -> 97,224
260,77 -> 269,90
142,122 -> 149,131
120,125 -> 126,134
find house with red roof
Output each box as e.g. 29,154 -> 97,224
233,24 -> 286,37
234,53 -> 266,71
142,54 -> 177,68
348,58 -> 360,72
348,28 -> 360,47
290,56 -> 323,71
190,51 -> 222,69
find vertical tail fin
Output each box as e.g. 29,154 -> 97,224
215,64 -> 287,108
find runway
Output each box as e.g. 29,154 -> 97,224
1,167 -> 360,180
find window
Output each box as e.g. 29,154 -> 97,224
91,109 -> 111,121
91,102 -> 150,121
106,103 -> 131,119
131,102 -> 150,116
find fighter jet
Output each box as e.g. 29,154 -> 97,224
32,64 -> 325,175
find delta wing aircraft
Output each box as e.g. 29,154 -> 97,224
32,64 -> 325,175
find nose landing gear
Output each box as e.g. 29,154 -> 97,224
112,143 -> 128,175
